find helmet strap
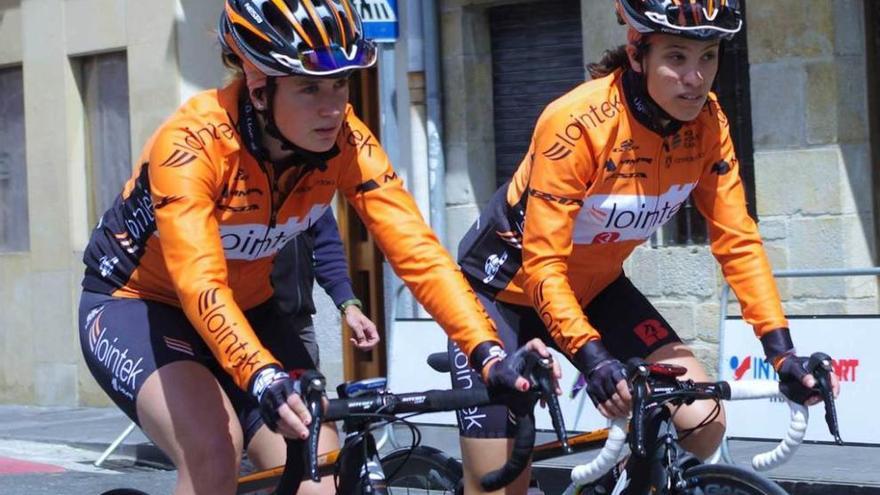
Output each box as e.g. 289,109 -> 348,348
622,66 -> 682,137
256,77 -> 340,169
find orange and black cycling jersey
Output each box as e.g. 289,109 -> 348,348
83,79 -> 498,391
459,68 -> 787,359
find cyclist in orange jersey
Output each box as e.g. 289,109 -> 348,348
452,1 -> 840,493
77,1 -> 557,494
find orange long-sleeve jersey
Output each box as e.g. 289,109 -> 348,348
459,69 -> 787,359
83,79 -> 498,391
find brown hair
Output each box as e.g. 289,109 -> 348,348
587,45 -> 631,79
221,51 -> 245,84
586,38 -> 652,80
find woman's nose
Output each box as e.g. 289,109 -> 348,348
683,68 -> 704,87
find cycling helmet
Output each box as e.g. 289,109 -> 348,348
616,0 -> 743,41
219,0 -> 377,77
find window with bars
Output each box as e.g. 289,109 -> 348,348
79,51 -> 132,225
0,66 -> 29,253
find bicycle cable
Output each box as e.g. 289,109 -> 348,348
669,397 -> 722,442
330,412 -> 423,491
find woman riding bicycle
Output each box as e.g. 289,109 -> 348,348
77,1 -> 555,494
453,1 -> 840,493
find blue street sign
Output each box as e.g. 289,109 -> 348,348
355,0 -> 399,43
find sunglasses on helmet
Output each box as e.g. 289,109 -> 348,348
643,2 -> 742,37
272,38 -> 378,77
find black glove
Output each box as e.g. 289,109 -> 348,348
574,340 -> 627,407
250,365 -> 302,432
470,341 -> 523,392
761,328 -> 818,404
472,341 -> 544,417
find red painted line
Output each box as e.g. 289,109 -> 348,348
0,456 -> 65,474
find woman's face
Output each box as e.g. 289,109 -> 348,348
270,75 -> 350,152
631,34 -> 721,122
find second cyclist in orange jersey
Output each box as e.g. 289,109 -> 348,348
452,1 -> 839,493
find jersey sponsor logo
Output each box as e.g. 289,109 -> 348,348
88,308 -> 144,397
572,184 -> 697,244
620,157 -> 653,166
450,342 -> 488,431
153,195 -> 183,210
540,94 -> 624,161
613,139 -> 639,153
198,288 -> 262,377
592,232 -> 621,243
495,230 -> 523,249
633,319 -> 670,347
176,123 -> 237,154
217,204 -> 260,213
529,188 -> 584,207
607,172 -> 648,181
533,279 -> 564,339
159,149 -> 197,168
113,231 -> 138,255
344,125 -> 379,158
482,251 -> 509,284
666,128 -> 700,151
98,255 -> 120,278
705,99 -> 729,128
604,157 -> 652,177
223,187 -> 263,198
218,204 -> 328,260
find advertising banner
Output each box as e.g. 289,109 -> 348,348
721,317 -> 874,444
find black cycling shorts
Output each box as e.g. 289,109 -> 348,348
449,273 -> 681,438
78,290 -> 316,447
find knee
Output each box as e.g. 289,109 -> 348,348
676,403 -> 726,460
177,434 -> 241,488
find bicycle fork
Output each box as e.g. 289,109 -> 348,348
336,428 -> 389,494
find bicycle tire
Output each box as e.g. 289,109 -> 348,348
680,464 -> 788,495
380,445 -> 463,495
564,463 -> 787,495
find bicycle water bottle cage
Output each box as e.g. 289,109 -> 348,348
340,377 -> 388,398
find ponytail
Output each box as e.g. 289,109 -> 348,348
587,45 -> 630,79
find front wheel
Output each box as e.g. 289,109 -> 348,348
679,464 -> 788,495
380,445 -> 463,494
562,463 -> 787,495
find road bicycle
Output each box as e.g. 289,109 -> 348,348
380,351 -> 841,495
101,350 -> 568,495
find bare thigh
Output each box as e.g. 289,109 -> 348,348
459,437 -> 531,495
137,360 -> 243,495
246,422 -> 340,495
646,342 -> 727,460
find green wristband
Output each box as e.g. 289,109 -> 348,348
339,298 -> 363,313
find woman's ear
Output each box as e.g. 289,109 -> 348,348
625,44 -> 643,74
249,87 -> 267,111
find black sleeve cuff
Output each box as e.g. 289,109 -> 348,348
760,328 -> 794,361
573,339 -> 614,375
469,341 -> 506,375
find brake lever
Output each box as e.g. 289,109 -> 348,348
532,355 -> 571,454
807,352 -> 842,445
301,370 -> 327,482
627,359 -> 650,458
